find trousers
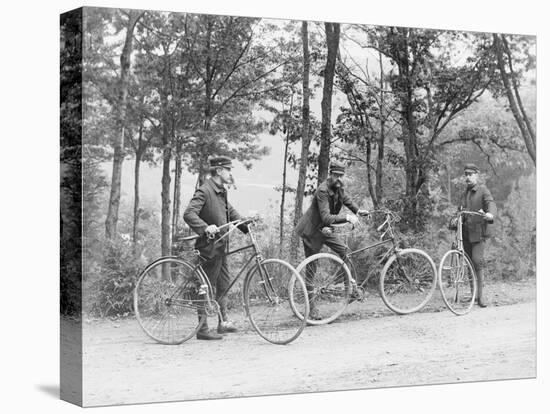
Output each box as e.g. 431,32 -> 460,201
302,232 -> 349,259
462,235 -> 486,302
198,253 -> 231,325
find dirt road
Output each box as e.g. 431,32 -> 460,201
81,294 -> 536,407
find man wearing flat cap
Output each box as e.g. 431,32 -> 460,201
295,161 -> 369,319
457,163 -> 497,307
184,155 -> 248,340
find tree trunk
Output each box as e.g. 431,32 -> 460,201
159,50 -> 173,269
132,120 -> 144,254
402,91 -> 424,228
317,22 -> 340,185
365,132 -> 377,208
501,36 -> 536,143
397,36 -> 425,231
132,150 -> 142,253
105,10 -> 143,239
375,50 -> 385,206
447,166 -> 452,203
290,21 -> 312,265
279,96 -> 293,257
494,34 -> 536,165
160,120 -> 172,261
197,19 -> 214,188
172,138 -> 183,239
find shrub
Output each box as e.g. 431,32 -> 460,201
487,174 -> 536,280
88,237 -> 147,317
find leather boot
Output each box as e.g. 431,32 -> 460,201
306,287 -> 322,321
217,320 -> 238,334
476,270 -> 487,308
216,296 -> 238,334
196,312 -> 223,340
196,329 -> 223,340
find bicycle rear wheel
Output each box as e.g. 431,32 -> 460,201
134,257 -> 208,345
244,259 -> 309,345
438,250 -> 477,315
379,248 -> 437,314
294,253 -> 352,325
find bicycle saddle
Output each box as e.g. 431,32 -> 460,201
180,234 -> 199,241
173,234 -> 199,242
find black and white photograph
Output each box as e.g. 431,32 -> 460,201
59,3 -> 539,407
3,0 -> 547,413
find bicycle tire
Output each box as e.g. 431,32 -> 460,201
134,257 -> 208,345
438,249 -> 477,315
293,253 -> 353,325
379,248 -> 438,315
244,259 -> 309,345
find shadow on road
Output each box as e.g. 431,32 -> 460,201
36,384 -> 59,399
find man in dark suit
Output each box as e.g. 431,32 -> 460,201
184,156 -> 248,340
458,163 -> 497,307
295,161 -> 369,319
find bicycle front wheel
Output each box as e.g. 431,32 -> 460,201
244,259 -> 309,345
438,250 -> 477,315
294,253 -> 352,325
379,248 -> 437,315
134,257 -> 208,345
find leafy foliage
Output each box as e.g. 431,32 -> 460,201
89,237 -> 146,317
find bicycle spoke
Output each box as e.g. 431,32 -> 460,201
245,260 -> 308,344
295,254 -> 352,324
438,250 -> 476,315
134,258 -> 206,345
380,249 -> 437,314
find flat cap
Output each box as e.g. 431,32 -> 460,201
208,156 -> 233,169
329,161 -> 346,174
463,163 -> 480,173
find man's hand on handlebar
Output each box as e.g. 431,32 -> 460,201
479,209 -> 494,221
205,224 -> 220,239
321,227 -> 333,236
346,214 -> 359,225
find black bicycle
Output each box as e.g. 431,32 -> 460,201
290,210 -> 437,325
134,218 -> 309,345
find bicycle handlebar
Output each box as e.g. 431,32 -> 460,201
329,209 -> 399,234
459,210 -> 488,217
450,209 -> 494,227
206,217 -> 259,240
377,218 -> 389,232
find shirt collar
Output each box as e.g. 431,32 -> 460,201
208,178 -> 226,194
468,184 -> 478,192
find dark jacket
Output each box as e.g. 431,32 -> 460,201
183,178 -> 244,258
459,183 -> 497,243
295,180 -> 359,240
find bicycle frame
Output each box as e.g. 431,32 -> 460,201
436,209 -> 488,314
453,209 -> 488,251
339,212 -> 401,287
135,217 -> 309,345
447,209 -> 486,283
454,213 -> 466,252
189,219 -> 273,313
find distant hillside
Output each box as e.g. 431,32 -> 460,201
100,132 -> 304,218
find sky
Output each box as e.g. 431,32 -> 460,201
106,131 -> 301,219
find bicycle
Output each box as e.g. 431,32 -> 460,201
438,210 -> 489,315
290,209 -> 438,325
134,217 -> 309,345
